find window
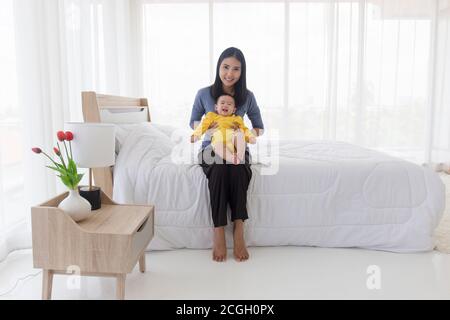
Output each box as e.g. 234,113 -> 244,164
0,0 -> 25,227
214,2 -> 285,110
141,0 -> 435,163
142,2 -> 210,128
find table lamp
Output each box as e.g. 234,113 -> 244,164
64,122 -> 115,210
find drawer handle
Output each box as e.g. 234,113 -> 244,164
137,217 -> 148,233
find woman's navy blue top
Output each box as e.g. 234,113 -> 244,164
189,86 -> 265,150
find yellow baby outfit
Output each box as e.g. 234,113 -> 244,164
192,112 -> 254,152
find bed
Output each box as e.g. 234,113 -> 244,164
82,91 -> 446,253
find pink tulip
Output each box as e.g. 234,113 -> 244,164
57,131 -> 66,141
65,131 -> 74,141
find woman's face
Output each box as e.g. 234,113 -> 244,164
219,57 -> 242,90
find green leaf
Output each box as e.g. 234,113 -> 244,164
68,158 -> 77,175
46,165 -> 66,175
72,172 -> 81,188
53,160 -> 83,189
59,174 -> 73,189
78,173 -> 84,183
55,162 -> 64,169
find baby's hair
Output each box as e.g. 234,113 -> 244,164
216,93 -> 235,104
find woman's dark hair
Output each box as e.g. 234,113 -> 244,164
210,47 -> 248,108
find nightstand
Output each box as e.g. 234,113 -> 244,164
31,190 -> 154,300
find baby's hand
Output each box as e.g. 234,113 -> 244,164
205,122 -> 219,136
191,135 -> 198,143
248,136 -> 257,144
231,121 -> 240,131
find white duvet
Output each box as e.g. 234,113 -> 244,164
113,123 -> 445,252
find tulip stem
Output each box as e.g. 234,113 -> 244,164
56,142 -> 67,169
41,152 -> 60,168
63,141 -> 70,162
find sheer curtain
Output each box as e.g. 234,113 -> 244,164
0,0 -> 26,261
141,0 -> 447,164
432,0 -> 450,162
1,0 -> 450,261
0,0 -> 138,261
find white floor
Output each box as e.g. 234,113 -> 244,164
1,173 -> 450,300
1,246 -> 450,300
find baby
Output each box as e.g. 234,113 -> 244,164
191,94 -> 256,164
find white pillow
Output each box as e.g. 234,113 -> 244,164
114,123 -> 178,154
114,124 -> 141,154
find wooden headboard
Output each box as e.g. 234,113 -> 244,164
81,91 -> 151,198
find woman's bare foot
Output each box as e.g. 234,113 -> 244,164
233,220 -> 249,262
213,227 -> 227,262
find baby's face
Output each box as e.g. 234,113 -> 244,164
215,95 -> 236,116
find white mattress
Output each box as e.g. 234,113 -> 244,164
112,123 -> 445,252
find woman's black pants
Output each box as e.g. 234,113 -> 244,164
198,146 -> 252,228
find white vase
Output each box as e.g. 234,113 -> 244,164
58,189 -> 92,222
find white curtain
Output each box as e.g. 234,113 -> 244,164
432,0 -> 450,162
0,0 -> 138,261
142,0 -> 447,164
1,0 -> 450,261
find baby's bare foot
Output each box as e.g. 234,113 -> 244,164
213,227 -> 227,262
233,221 -> 249,262
237,152 -> 245,163
233,153 -> 240,165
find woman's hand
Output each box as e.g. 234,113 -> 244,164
251,128 -> 264,137
190,135 -> 198,143
248,136 -> 257,144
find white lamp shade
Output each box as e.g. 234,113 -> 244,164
64,122 -> 116,168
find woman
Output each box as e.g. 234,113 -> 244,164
189,47 -> 264,262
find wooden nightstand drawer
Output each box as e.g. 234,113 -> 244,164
31,190 -> 154,299
129,212 -> 154,271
